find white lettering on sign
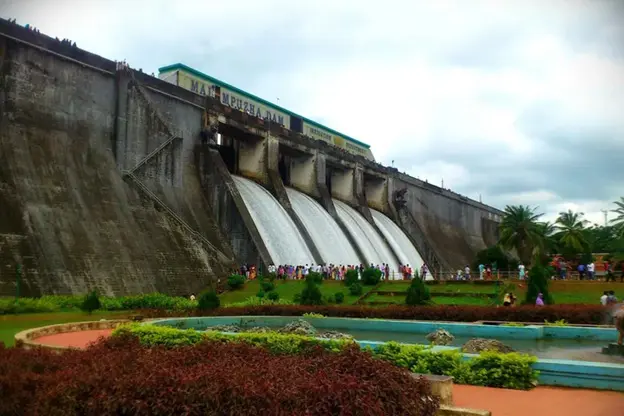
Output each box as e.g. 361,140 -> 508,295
303,122 -> 368,156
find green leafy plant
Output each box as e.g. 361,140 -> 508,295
501,322 -> 525,327
296,279 -> 323,305
344,269 -> 359,287
525,264 -> 553,305
543,319 -> 567,327
334,292 -> 345,304
227,274 -> 246,290
256,290 -> 266,299
80,291 -> 101,314
361,268 -> 382,286
305,272 -> 323,286
349,283 -> 363,296
405,277 -> 431,306
267,291 -> 280,302
261,281 -> 275,293
197,290 -> 220,311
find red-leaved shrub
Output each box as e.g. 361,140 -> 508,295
0,337 -> 439,416
136,304 -> 608,325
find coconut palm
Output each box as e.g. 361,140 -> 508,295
611,197 -> 624,237
533,221 -> 557,259
498,205 -> 544,265
554,210 -> 589,253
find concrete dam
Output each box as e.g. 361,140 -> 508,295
0,19 -> 503,296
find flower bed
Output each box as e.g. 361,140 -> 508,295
0,337 -> 438,416
135,304 -> 608,325
114,324 -> 539,390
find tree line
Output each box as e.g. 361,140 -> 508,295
475,197 -> 624,269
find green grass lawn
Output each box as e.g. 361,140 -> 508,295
219,280 -> 372,305
0,310 -> 131,347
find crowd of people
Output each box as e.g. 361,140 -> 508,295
234,262 -> 430,281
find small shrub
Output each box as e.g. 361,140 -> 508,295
405,277 -> 431,306
256,290 -> 266,299
361,268 -> 382,286
80,291 -> 101,314
344,269 -> 359,287
306,272 -> 323,285
324,294 -> 335,304
267,291 -> 279,301
227,274 -> 246,290
543,319 -> 567,327
197,290 -> 220,310
265,272 -> 277,283
335,292 -> 345,304
349,283 -> 363,296
297,279 -> 323,305
525,264 -> 553,305
261,281 -> 275,292
228,296 -> 293,307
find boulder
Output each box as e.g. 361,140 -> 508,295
318,330 -> 353,340
461,338 -> 514,354
426,329 -> 455,346
278,319 -> 318,336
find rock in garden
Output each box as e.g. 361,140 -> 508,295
461,338 -> 515,354
278,319 -> 318,336
206,324 -> 241,333
317,331 -> 353,340
425,329 -> 455,346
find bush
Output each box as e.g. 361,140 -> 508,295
197,290 -> 220,310
405,277 -> 431,306
306,272 -> 323,285
525,264 -> 553,305
256,290 -> 265,299
80,291 -> 101,314
349,283 -> 364,296
136,304 -> 608,325
228,296 -> 293,307
361,268 -> 382,286
0,298 -> 60,314
227,274 -> 246,290
116,325 -> 537,390
266,291 -> 280,302
372,342 -> 538,390
0,335 -> 439,416
261,281 -> 275,293
296,279 -> 323,305
344,269 -> 359,287
334,292 -> 345,304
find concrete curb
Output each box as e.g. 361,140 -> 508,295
14,319 -> 130,351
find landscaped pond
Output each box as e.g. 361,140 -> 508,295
149,316 -> 624,364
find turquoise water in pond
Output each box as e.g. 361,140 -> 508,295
330,328 -> 610,360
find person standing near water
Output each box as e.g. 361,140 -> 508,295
614,303 -> 624,345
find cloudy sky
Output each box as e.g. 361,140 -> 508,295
3,0 -> 623,225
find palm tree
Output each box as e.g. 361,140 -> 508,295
554,210 -> 589,254
533,221 -> 557,259
611,197 -> 624,237
498,205 -> 544,265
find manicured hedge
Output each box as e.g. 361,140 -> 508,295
135,304 -> 608,325
0,337 -> 438,416
115,324 -> 539,390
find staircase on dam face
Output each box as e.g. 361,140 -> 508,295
119,72 -> 236,268
122,171 -> 234,266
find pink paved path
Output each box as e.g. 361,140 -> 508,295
454,385 -> 624,416
33,329 -> 113,348
33,330 -> 624,415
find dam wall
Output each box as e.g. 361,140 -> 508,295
0,19 -> 503,295
0,20 -> 236,296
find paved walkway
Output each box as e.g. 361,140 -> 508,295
454,385 -> 624,416
33,329 -> 113,348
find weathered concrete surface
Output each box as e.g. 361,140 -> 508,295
0,21 -> 234,296
196,144 -> 269,268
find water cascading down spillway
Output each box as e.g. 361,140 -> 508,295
232,175 -> 315,265
332,199 -> 397,268
286,187 -> 361,265
370,208 -> 426,278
